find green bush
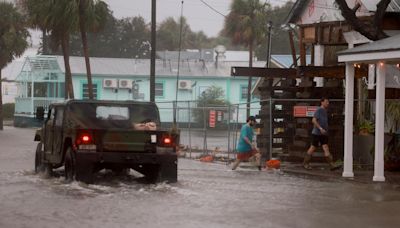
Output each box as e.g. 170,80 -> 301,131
2,103 -> 15,120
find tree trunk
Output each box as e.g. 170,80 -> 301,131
0,69 -> 3,130
246,41 -> 253,119
335,0 -> 389,41
61,37 -> 74,99
79,0 -> 94,100
150,0 -> 156,102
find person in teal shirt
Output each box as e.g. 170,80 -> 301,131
231,116 -> 261,170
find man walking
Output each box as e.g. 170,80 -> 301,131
303,97 -> 340,170
232,116 -> 261,170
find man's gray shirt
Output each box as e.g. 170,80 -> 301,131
312,107 -> 328,135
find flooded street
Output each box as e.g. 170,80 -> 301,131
1,127 -> 400,228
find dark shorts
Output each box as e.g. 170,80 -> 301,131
311,134 -> 328,147
237,149 -> 259,160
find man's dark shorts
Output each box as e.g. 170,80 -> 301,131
311,134 -> 328,147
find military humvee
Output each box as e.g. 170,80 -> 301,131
34,100 -> 178,184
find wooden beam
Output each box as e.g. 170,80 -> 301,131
231,67 -> 297,78
231,66 -> 368,79
297,66 -> 368,78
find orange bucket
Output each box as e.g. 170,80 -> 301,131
266,159 -> 281,169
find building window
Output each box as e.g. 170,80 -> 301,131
155,82 -> 164,97
240,85 -> 248,100
82,83 -> 98,99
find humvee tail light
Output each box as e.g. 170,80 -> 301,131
163,137 -> 172,144
82,135 -> 90,142
76,133 -> 94,146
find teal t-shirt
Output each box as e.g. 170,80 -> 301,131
237,124 -> 254,153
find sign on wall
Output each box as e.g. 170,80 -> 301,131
209,110 -> 216,128
293,106 -> 319,117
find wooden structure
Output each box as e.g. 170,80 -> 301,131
231,0 -> 400,161
338,34 -> 400,181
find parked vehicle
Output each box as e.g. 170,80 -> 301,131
34,100 -> 178,184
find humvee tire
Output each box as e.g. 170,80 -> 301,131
35,143 -> 45,173
64,147 -> 94,184
141,159 -> 177,183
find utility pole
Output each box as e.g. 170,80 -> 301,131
173,1 -> 184,130
150,0 -> 156,102
266,21 -> 273,68
266,21 -> 273,160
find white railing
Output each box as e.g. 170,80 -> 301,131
15,97 -> 64,115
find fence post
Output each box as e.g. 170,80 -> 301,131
269,97 -> 273,160
203,106 -> 207,155
227,104 -> 231,161
188,101 -> 192,159
233,104 -> 240,153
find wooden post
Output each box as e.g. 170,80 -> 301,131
288,31 -> 297,67
299,27 -> 306,66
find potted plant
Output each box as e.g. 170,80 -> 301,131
384,101 -> 400,171
358,118 -> 374,135
353,118 -> 375,165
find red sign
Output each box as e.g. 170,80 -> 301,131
209,110 -> 216,128
293,106 -> 318,117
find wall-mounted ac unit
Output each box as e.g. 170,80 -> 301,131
119,79 -> 133,89
178,80 -> 192,90
103,78 -> 118,88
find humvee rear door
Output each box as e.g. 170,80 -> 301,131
52,106 -> 64,158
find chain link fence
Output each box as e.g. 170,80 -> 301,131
155,99 -> 400,165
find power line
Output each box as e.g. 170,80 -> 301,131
199,0 -> 227,18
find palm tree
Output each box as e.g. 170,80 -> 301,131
77,0 -> 109,99
0,2 -> 29,130
22,0 -> 79,99
223,0 -> 268,118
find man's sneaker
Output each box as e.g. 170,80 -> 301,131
329,164 -> 342,171
257,166 -> 262,171
303,164 -> 312,170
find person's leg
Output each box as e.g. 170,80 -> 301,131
249,150 -> 262,170
303,145 -> 316,170
231,159 -> 241,170
322,143 -> 340,170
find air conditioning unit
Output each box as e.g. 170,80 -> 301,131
103,79 -> 118,88
119,79 -> 133,89
178,80 -> 192,90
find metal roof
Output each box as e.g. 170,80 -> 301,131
54,56 -> 267,78
338,33 -> 400,55
156,49 -> 214,61
361,0 -> 400,12
271,55 -> 312,68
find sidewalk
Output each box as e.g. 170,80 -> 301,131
281,162 -> 400,185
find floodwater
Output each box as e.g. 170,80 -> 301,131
1,127 -> 400,228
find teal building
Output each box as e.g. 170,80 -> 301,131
14,51 -> 266,127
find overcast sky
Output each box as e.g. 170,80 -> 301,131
102,0 -> 284,37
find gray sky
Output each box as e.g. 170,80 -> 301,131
102,0 -> 284,37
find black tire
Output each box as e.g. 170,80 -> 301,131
64,147 -> 94,184
111,168 -> 130,176
142,161 -> 177,183
159,161 -> 178,183
141,164 -> 160,183
35,143 -> 45,173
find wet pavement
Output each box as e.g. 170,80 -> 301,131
1,127 -> 400,228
